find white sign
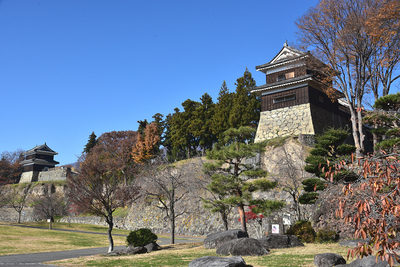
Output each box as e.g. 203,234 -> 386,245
272,224 -> 279,234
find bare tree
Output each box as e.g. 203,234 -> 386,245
296,0 -> 400,156
7,184 -> 32,223
202,189 -> 233,231
139,156 -> 204,244
32,191 -> 66,229
67,131 -> 141,253
269,142 -> 310,222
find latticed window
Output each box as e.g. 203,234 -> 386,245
277,71 -> 295,82
273,94 -> 296,103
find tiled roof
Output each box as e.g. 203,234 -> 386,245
251,75 -> 314,93
19,158 -> 60,166
23,143 -> 58,156
256,45 -> 307,71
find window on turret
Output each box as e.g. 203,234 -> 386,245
277,71 -> 295,82
273,94 -> 296,103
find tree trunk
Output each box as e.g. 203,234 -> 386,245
106,214 -> 114,253
372,120 -> 378,154
170,215 -> 175,244
222,212 -> 229,231
350,108 -> 363,158
17,211 -> 21,224
238,204 -> 247,234
170,196 -> 175,244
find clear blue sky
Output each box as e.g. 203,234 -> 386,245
0,0 -> 320,165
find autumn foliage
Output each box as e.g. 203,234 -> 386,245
335,152 -> 400,266
239,205 -> 264,223
132,122 -> 160,163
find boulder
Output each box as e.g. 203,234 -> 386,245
216,238 -> 268,256
258,234 -> 304,249
204,229 -> 248,249
336,255 -> 393,267
314,253 -> 346,267
339,239 -> 369,247
125,245 -> 147,254
145,242 -> 160,252
188,256 -> 247,267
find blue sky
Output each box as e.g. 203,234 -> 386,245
0,0 -> 320,165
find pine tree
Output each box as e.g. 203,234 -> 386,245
84,132 -> 97,153
300,128 -> 356,204
203,126 -> 285,233
363,93 -> 400,152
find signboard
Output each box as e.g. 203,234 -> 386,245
272,224 -> 279,234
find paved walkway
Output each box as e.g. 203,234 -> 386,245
0,225 -> 204,266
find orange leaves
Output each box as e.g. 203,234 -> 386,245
336,153 -> 400,267
132,123 -> 161,163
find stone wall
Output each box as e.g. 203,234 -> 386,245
19,171 -> 39,183
19,167 -> 76,184
38,168 -> 70,182
255,103 -> 351,143
255,103 -> 315,142
0,207 -> 39,222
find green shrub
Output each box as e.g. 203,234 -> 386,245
315,226 -> 339,243
299,192 -> 319,205
286,220 -> 316,243
332,170 -> 358,182
302,178 -> 327,192
336,144 -> 356,155
126,228 -> 157,247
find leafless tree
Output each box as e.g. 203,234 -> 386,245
138,156 -> 205,244
296,0 -> 400,156
32,191 -> 66,229
67,131 -> 141,252
269,142 -> 311,222
6,184 -> 32,223
202,189 -> 233,231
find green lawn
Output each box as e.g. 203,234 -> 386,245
49,242 -> 355,267
0,221 -> 360,267
0,222 -> 128,255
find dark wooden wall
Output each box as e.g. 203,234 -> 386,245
261,86 -> 309,112
266,65 -> 307,84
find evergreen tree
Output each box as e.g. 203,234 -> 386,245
212,81 -> 234,141
300,128 -> 356,204
84,132 -> 97,154
190,93 -> 216,156
170,100 -> 200,159
229,68 -> 260,133
203,127 -> 285,233
363,93 -> 400,152
162,113 -> 175,160
137,119 -> 149,137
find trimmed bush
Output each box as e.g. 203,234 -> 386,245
126,228 -> 157,247
315,226 -> 339,243
286,221 -> 316,243
299,192 -> 319,205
